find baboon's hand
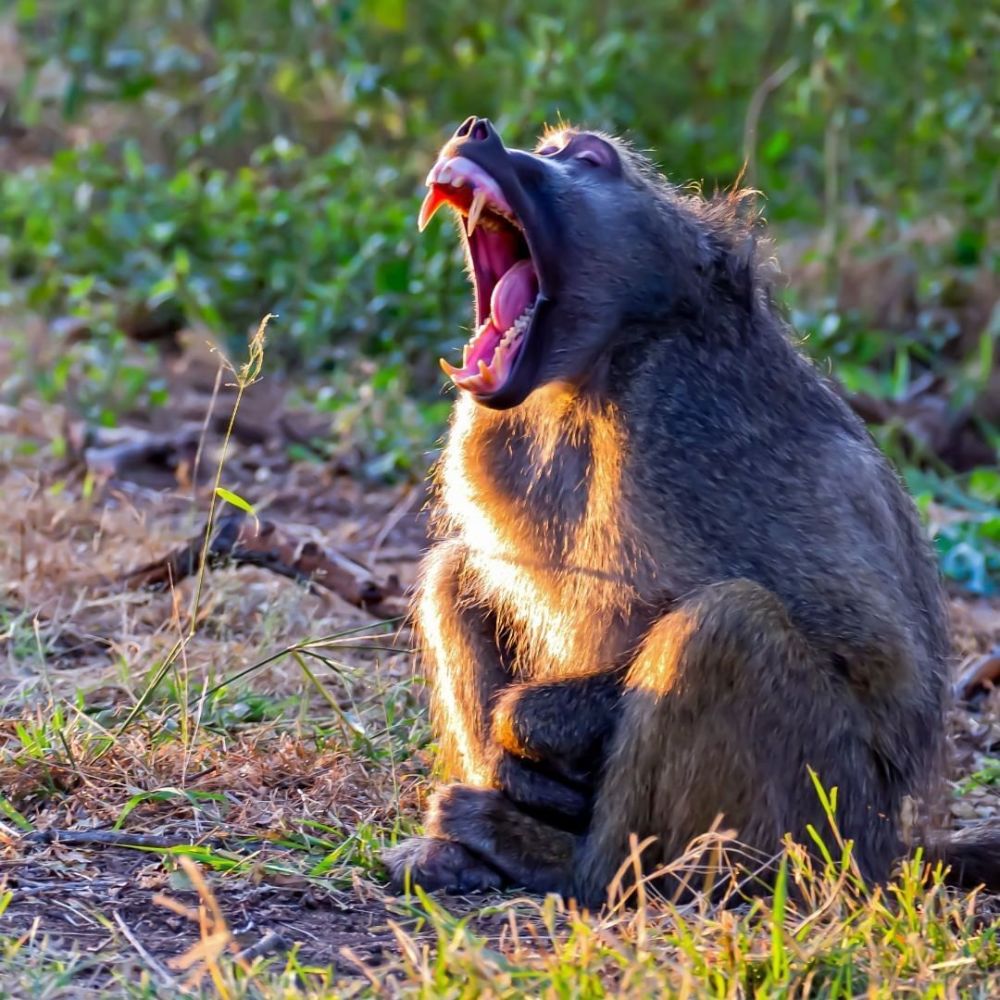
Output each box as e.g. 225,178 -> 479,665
382,836 -> 505,894
428,785 -> 577,893
490,676 -> 618,775
496,751 -> 594,831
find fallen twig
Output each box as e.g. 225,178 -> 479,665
68,423 -> 203,479
24,829 -> 228,850
113,910 -> 180,989
233,929 -> 289,963
121,512 -> 410,620
954,644 -> 1000,701
369,482 -> 422,565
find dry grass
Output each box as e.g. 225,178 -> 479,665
1,352 -> 1000,996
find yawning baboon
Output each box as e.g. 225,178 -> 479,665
384,116 -> 1000,905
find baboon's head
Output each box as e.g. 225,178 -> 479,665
421,116 -> 761,409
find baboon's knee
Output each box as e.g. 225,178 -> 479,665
490,673 -> 620,766
417,539 -> 469,609
623,579 -> 807,700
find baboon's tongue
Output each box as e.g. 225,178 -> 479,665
490,259 -> 538,331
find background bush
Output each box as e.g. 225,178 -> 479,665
5,0 -> 995,367
1,0 -> 997,586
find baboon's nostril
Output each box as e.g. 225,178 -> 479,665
456,116 -> 475,138
471,119 -> 489,142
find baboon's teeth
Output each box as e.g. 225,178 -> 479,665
477,360 -> 496,387
466,190 -> 487,235
447,300 -> 537,392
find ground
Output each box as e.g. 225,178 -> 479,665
1,334 -> 1000,996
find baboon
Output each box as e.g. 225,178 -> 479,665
384,117 -> 1000,906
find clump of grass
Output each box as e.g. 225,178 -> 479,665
66,829 -> 993,998
2,311 -> 998,997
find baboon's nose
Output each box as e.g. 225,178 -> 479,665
453,117 -> 502,149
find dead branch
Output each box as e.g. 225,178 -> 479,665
121,512 -> 410,620
68,423 -> 203,478
24,829 -> 226,849
113,910 -> 180,989
954,644 -> 1000,701
234,929 -> 289,963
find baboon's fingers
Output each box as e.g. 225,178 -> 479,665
382,836 -> 505,894
496,752 -> 593,831
427,784 -> 578,893
491,675 -> 619,768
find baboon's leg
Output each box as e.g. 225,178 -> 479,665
573,579 -> 892,905
416,541 -> 512,785
384,541 -> 514,892
386,670 -> 621,894
430,580 -> 894,905
391,671 -> 621,892
387,554 -> 625,891
381,832 -> 505,895
490,671 -> 622,829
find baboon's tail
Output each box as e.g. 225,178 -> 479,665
918,831 -> 1000,891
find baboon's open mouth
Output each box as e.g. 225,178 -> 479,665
419,156 -> 540,396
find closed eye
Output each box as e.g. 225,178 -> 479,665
571,135 -> 619,171
535,132 -> 621,173
575,149 -> 603,167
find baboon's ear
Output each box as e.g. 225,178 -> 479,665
701,219 -> 759,313
724,235 -> 759,311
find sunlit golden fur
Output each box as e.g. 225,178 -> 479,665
436,388 -> 655,678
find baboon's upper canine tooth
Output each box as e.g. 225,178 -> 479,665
467,190 -> 487,235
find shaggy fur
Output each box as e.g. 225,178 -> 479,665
385,119 -> 999,905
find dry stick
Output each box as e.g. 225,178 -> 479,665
23,829 -> 232,849
369,482 -> 422,566
189,315 -> 272,633
340,946 -> 383,988
77,425 -> 202,479
741,57 -> 799,186
191,362 -> 225,500
233,929 -> 289,964
121,511 -> 410,620
113,910 -> 180,990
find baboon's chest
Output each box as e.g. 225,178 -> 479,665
441,397 -> 658,675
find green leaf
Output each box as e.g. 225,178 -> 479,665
763,130 -> 791,163
215,487 -> 258,520
968,468 -> 1000,504
364,0 -> 407,31
0,796 -> 33,832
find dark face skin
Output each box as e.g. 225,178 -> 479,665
422,117 -> 718,409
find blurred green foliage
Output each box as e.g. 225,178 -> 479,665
1,0 -> 998,580
0,135 -> 466,379
909,469 -> 1000,595
12,1 -> 997,219
4,0 -> 996,366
